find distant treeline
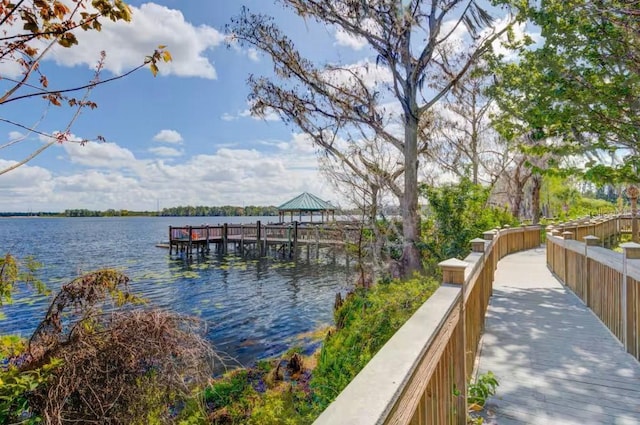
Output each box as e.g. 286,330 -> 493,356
0,212 -> 59,217
0,207 -> 281,217
159,205 -> 279,217
61,206 -> 280,217
1,206 -> 372,218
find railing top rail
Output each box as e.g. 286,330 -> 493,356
313,286 -> 461,425
547,232 -> 640,279
170,225 -> 223,230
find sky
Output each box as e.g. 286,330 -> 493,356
0,1 -> 528,212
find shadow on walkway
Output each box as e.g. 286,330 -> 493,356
476,248 -> 640,425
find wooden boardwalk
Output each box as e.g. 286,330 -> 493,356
476,248 -> 640,425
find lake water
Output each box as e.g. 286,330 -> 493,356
0,216 -> 353,367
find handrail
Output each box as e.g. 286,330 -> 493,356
168,223 -> 364,244
314,225 -> 542,425
546,215 -> 640,361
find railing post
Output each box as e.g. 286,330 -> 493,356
483,230 -> 495,241
206,225 -> 210,254
583,235 -> 599,306
562,231 -> 573,284
256,221 -> 262,255
293,221 -> 299,258
439,258 -> 468,285
223,223 -> 228,255
620,242 -> 640,353
439,258 -> 468,425
471,238 -> 486,253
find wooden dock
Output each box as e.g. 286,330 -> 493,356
167,221 -> 362,257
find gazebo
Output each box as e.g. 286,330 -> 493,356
277,192 -> 336,223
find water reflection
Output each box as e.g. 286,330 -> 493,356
0,217 -> 353,367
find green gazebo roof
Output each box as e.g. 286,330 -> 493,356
278,192 -> 335,212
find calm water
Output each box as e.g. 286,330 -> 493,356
0,216 -> 352,367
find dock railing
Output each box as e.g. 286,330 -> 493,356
313,225 -> 542,425
168,222 -> 366,248
546,215 -> 640,361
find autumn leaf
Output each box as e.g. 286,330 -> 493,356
468,403 -> 484,412
23,46 -> 38,57
52,1 -> 70,20
162,50 -> 172,63
149,62 -> 159,77
45,94 -> 61,106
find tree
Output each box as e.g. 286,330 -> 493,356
230,0 -> 515,275
320,136 -> 404,280
427,59 -> 510,186
0,0 -> 171,175
490,0 -> 640,184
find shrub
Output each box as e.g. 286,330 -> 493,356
248,385 -> 314,425
468,371 -> 499,407
422,179 -> 517,270
7,269 -> 216,425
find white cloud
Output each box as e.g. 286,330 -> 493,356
149,146 -> 183,157
333,19 -> 379,51
153,129 -> 183,144
334,27 -> 367,50
321,59 -> 394,90
8,131 -> 25,141
249,109 -> 280,121
221,113 -> 237,122
49,2 -> 224,79
247,48 -> 260,62
491,18 -> 542,61
289,133 -> 317,154
0,134 -> 346,211
62,140 -> 137,169
0,160 -> 52,187
230,102 -> 280,122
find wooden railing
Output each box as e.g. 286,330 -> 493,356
169,222 -> 364,245
546,217 -> 640,361
314,225 -> 542,425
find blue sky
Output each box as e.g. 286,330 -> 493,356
0,1 -> 375,212
0,1 -> 532,212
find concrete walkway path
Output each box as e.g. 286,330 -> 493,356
476,247 -> 640,425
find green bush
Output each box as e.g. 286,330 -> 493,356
248,385 -> 314,425
468,371 -> 499,407
204,369 -> 252,409
422,179 -> 517,271
310,275 -> 438,410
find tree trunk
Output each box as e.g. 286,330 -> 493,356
471,90 -> 479,185
401,110 -> 422,276
472,131 -> 479,185
511,189 -> 523,219
531,174 -> 542,224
